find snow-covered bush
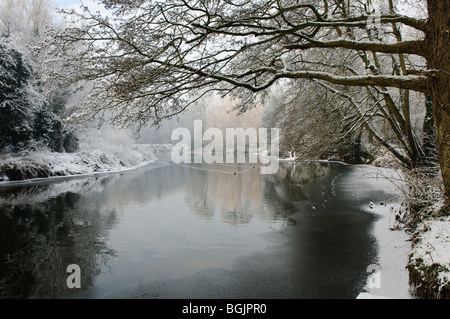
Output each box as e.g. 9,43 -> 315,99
0,40 -> 78,153
0,42 -> 34,151
33,104 -> 79,152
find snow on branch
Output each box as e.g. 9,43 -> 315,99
46,0 -> 435,126
285,39 -> 425,56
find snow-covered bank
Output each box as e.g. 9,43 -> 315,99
358,200 -> 413,299
408,213 -> 450,299
0,144 -> 165,184
356,164 -> 450,299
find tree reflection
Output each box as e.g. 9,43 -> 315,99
182,161 -> 335,226
0,178 -> 118,299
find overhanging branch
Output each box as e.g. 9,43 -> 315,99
285,39 -> 425,56
191,69 -> 432,93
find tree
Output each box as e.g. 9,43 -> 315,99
0,42 -> 34,151
0,40 -> 79,153
0,0 -> 52,41
0,0 -> 79,153
266,80 -> 373,163
49,0 -> 450,197
0,0 -> 28,38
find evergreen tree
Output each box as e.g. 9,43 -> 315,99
0,41 -> 78,153
0,43 -> 34,151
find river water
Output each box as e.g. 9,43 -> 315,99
0,157 -> 412,299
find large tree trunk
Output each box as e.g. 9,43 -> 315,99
435,103 -> 450,198
426,0 -> 450,198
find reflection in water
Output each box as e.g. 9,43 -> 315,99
0,164 -> 189,298
0,178 -> 117,298
183,161 -> 331,226
0,159 -> 383,299
184,163 -> 272,224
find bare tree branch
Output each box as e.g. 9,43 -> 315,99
285,39 -> 425,56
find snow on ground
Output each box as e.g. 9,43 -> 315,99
412,216 -> 450,282
409,214 -> 450,296
347,164 -> 449,299
348,166 -> 413,299
0,144 -> 163,183
361,200 -> 413,299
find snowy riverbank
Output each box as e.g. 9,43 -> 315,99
408,212 -> 450,298
0,144 -> 172,184
351,165 -> 450,299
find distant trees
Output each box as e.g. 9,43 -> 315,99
262,82 -> 374,164
0,0 -> 78,153
0,0 -> 52,39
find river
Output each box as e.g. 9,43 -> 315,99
0,156 -> 412,299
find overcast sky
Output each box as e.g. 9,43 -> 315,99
51,0 -> 112,21
54,0 -> 85,9
53,0 -> 108,12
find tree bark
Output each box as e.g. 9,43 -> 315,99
425,0 -> 450,197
